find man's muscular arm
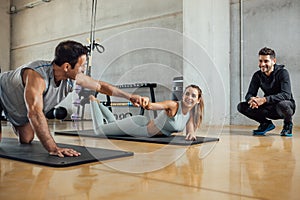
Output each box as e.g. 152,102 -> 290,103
75,73 -> 142,106
23,69 -> 80,157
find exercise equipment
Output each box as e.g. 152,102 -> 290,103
45,108 -> 55,119
0,138 -> 133,167
171,76 -> 183,101
72,0 -> 104,120
72,82 -> 158,121
55,130 -> 219,146
105,83 -> 157,117
71,85 -> 96,120
103,102 -> 134,107
53,106 -> 68,120
45,106 -> 68,120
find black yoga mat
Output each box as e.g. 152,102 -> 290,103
55,130 -> 219,146
0,138 -> 133,167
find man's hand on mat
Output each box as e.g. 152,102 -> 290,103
49,147 -> 81,157
185,133 -> 197,141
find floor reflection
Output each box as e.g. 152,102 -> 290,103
240,136 -> 295,200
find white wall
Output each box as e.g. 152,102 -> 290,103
6,0 -> 300,126
9,0 -> 183,119
183,0 -> 230,125
10,0 -> 182,68
0,0 -> 10,72
230,0 -> 300,126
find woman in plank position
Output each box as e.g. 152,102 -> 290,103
89,84 -> 204,141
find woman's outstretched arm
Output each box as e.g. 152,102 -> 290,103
141,97 -> 178,117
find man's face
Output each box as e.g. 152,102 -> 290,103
258,55 -> 276,76
67,55 -> 87,79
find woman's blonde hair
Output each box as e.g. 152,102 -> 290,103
184,84 -> 204,129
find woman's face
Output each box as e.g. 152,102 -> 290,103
182,87 -> 200,108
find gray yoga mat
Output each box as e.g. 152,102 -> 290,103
0,138 -> 133,167
55,130 -> 219,146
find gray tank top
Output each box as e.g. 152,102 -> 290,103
153,101 -> 190,136
0,60 -> 74,126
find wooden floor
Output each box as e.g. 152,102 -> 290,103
0,120 -> 299,200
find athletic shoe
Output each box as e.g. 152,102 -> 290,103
253,122 -> 275,136
280,122 -> 293,137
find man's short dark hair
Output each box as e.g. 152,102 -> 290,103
52,40 -> 88,69
259,47 -> 276,59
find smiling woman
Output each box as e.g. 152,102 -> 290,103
89,84 -> 204,141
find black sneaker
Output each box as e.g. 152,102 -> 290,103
253,122 -> 275,136
280,122 -> 293,137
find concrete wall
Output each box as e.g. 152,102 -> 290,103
0,0 -> 10,72
230,0 -> 300,126
9,0 -> 183,119
10,0 -> 182,68
183,0 -> 230,126
5,0 -> 300,125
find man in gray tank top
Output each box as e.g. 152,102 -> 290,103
0,40 -> 143,157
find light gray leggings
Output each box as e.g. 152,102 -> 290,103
90,101 -> 150,137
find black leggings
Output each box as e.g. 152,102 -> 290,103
237,100 -> 296,124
